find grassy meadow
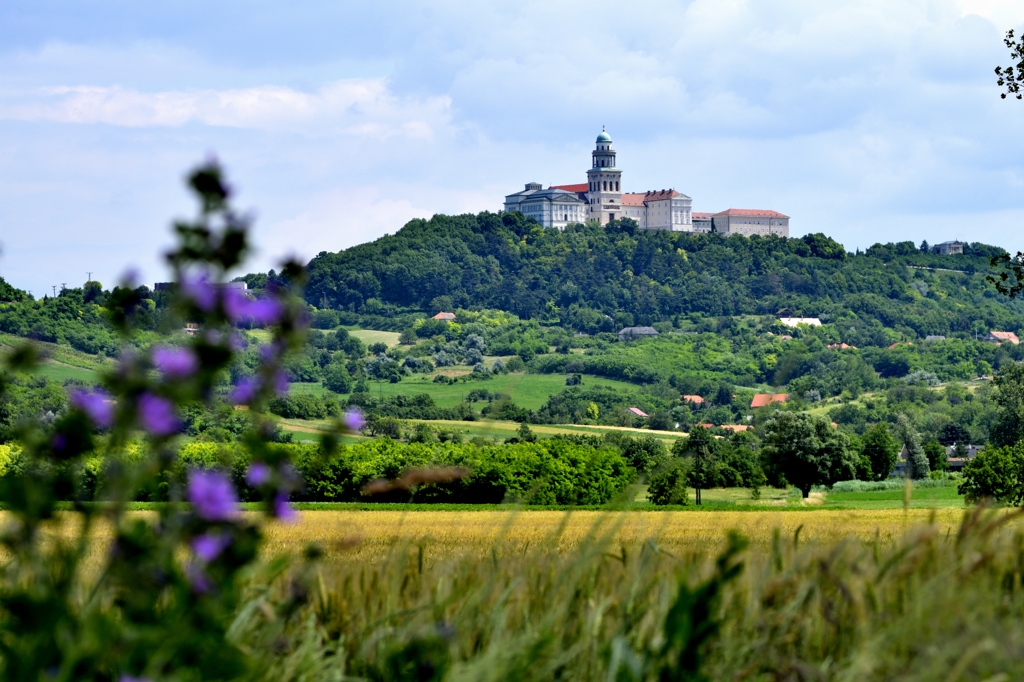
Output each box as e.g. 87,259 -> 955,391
288,370 -> 639,410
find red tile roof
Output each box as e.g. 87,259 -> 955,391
692,212 -> 715,219
697,423 -> 750,432
682,395 -> 705,404
751,393 -> 788,408
551,183 -> 588,193
827,343 -> 857,349
432,312 -> 456,321
627,407 -> 649,417
987,331 -> 1020,345
714,208 -> 790,218
621,193 -> 646,206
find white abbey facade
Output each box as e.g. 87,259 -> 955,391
504,129 -> 788,237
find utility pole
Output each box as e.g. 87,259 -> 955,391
61,283 -> 66,294
51,285 -> 57,297
87,272 -> 93,282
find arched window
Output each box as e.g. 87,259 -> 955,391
615,181 -> 619,191
603,181 -> 607,191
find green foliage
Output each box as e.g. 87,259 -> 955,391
0,161 -> 344,681
924,440 -> 948,471
321,359 -> 353,393
897,413 -> 930,479
268,393 -> 340,420
860,422 -> 898,480
647,458 -> 690,506
959,443 -> 1024,504
302,212 -> 1022,338
293,438 -> 636,505
761,412 -> 857,496
989,362 -> 1024,447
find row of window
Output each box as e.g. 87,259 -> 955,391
589,180 -> 620,192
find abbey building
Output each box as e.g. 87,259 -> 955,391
503,128 -> 789,237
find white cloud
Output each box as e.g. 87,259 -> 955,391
0,79 -> 450,137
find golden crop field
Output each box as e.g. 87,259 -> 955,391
260,508 -> 978,564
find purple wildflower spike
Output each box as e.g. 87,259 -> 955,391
246,462 -> 271,487
138,393 -> 179,436
185,562 -> 212,594
187,470 -> 239,521
182,272 -> 216,311
70,388 -> 115,429
344,407 -> 365,433
152,346 -> 198,379
246,298 -> 282,326
273,494 -> 298,522
230,377 -> 259,404
273,370 -> 290,396
192,532 -> 231,563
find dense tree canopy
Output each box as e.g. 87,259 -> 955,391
302,212 -> 1022,340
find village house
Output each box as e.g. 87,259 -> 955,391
751,394 -> 788,408
983,331 -> 1019,345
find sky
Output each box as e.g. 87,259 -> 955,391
1,0 -> 1024,297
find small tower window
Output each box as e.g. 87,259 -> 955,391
615,181 -> 619,191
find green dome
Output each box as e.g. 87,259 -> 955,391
596,129 -> 612,143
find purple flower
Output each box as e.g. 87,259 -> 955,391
152,346 -> 198,379
273,370 -> 290,396
185,562 -> 212,594
344,407 -> 365,433
246,462 -> 271,487
187,469 -> 239,521
182,272 -> 216,311
274,494 -> 298,522
119,676 -> 154,682
192,532 -> 231,563
70,388 -> 115,429
247,298 -> 283,326
137,393 -> 179,436
221,286 -> 249,321
230,377 -> 259,404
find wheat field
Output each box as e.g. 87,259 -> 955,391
259,508 -> 975,563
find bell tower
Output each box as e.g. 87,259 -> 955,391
585,127 -> 623,225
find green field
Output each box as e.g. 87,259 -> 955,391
289,371 -> 641,410
824,484 -> 964,509
347,329 -> 401,347
34,362 -> 101,384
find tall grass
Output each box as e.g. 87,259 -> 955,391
236,506 -> 1024,681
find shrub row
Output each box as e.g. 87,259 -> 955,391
8,439 -> 637,506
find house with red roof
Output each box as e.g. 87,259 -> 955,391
751,393 -> 788,408
984,331 -> 1020,345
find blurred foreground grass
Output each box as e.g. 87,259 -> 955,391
33,507 -> 1024,679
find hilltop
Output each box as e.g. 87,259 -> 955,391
293,212 -> 1021,341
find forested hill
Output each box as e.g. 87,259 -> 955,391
303,212 -> 1022,341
